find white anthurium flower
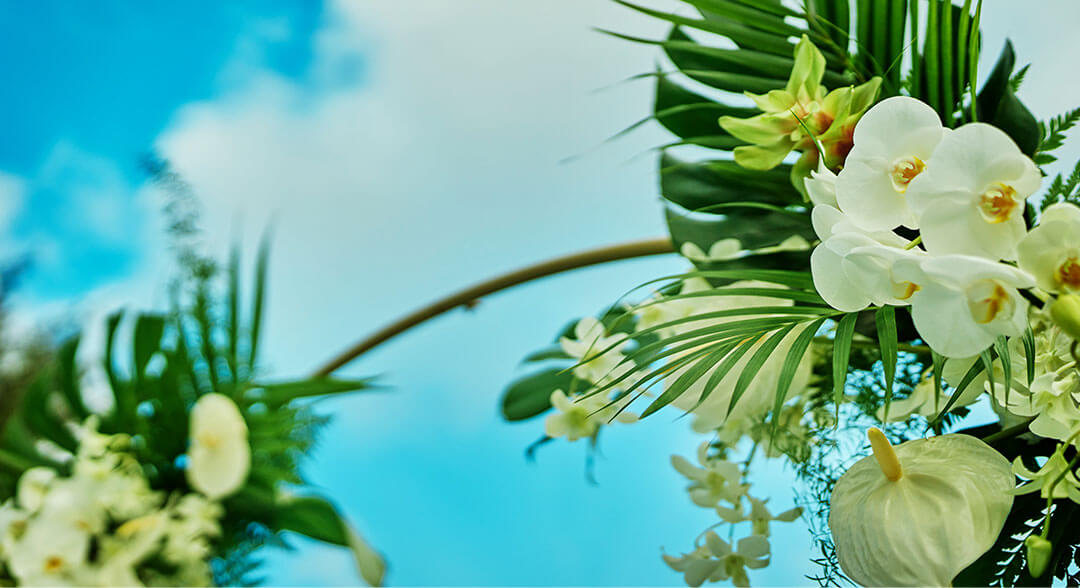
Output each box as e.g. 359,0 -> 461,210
559,317 -> 634,386
16,467 -> 56,513
829,429 -> 1013,587
672,442 -> 749,508
810,204 -> 922,312
1012,444 -> 1080,501
187,393 -> 251,500
544,389 -> 635,442
835,96 -> 946,231
895,254 -> 1034,358
1018,202 -> 1080,293
907,122 -> 1041,261
7,513 -> 91,586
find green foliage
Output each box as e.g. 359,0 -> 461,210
976,41 -> 1040,156
1040,158 -> 1080,212
1035,106 -> 1080,166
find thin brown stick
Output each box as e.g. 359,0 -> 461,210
312,237 -> 676,376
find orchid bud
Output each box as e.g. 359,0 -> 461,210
829,430 -> 1014,586
1051,294 -> 1080,341
1025,535 -> 1052,578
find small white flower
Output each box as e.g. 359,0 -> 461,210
559,317 -> 633,386
897,254 -> 1034,358
835,96 -> 946,231
663,533 -> 770,588
7,512 -> 91,586
1012,445 -> 1080,501
1018,202 -> 1080,294
681,239 -> 743,263
907,122 -> 1041,261
543,390 -> 635,442
16,468 -> 56,513
187,393 -> 251,500
671,443 -> 749,508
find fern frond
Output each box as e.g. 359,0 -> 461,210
1035,106 -> 1080,165
1039,158 -> 1080,211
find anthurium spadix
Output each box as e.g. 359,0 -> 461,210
894,254 -> 1034,358
1018,202 -> 1080,294
834,96 -> 946,231
907,123 -> 1041,261
829,429 -> 1014,587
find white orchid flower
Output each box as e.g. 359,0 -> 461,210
559,317 -> 634,386
187,393 -> 251,500
1018,202 -> 1080,293
681,239 -> 743,263
896,254 -> 1034,358
544,389 -> 635,442
835,96 -> 946,231
663,533 -> 770,588
907,122 -> 1041,261
804,162 -> 838,208
7,512 -> 91,586
1012,444 -> 1080,501
810,204 -> 921,312
671,442 -> 749,508
16,468 -> 56,513
743,497 -> 802,537
829,429 -> 1014,586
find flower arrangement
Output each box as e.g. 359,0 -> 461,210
499,1 -> 1080,585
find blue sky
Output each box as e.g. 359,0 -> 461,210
5,1 -> 1080,586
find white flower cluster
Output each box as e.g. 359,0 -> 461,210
664,443 -> 801,587
0,420 -> 224,586
807,96 -> 1080,359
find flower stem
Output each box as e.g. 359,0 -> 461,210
311,237 -> 676,376
980,418 -> 1035,444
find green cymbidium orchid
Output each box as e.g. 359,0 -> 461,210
718,36 -> 881,196
828,429 -> 1014,586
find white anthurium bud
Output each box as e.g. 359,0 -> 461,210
895,254 -> 1034,358
907,123 -> 1041,261
810,204 -> 920,312
835,96 -> 946,231
1018,202 -> 1080,293
187,393 -> 251,500
829,429 -> 1014,587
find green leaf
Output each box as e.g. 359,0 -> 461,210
56,336 -> 89,419
274,494 -> 385,587
994,336 -> 1012,406
103,310 -> 136,428
875,306 -> 898,419
771,317 -> 826,439
664,206 -> 813,254
613,1 -> 794,57
253,377 -> 377,407
1022,326 -> 1036,388
832,312 -> 859,417
500,369 -> 575,421
641,342 -> 736,418
932,355 -> 986,422
977,41 -> 1040,155
249,228 -> 271,371
133,313 -> 166,380
659,155 -> 803,211
728,323 -> 796,417
931,350 -> 946,413
228,241 -> 242,383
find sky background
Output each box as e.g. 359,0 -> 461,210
3,1 -> 1080,585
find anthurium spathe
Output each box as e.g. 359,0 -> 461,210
718,36 -> 881,188
907,123 -> 1041,261
1018,203 -> 1080,293
186,393 -> 251,500
829,429 -> 1014,587
833,96 -> 945,231
896,254 -> 1034,358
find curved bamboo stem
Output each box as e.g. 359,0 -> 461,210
311,237 -> 676,376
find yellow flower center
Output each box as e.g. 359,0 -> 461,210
892,281 -> 921,300
978,184 -> 1020,224
1055,257 -> 1080,292
889,156 -> 925,193
197,432 -> 223,449
44,556 -> 64,573
967,280 -> 1014,324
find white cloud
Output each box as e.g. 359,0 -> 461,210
0,171 -> 25,234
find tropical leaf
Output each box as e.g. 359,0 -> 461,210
875,306 -> 898,419
831,312 -> 859,417
500,369 -> 577,421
